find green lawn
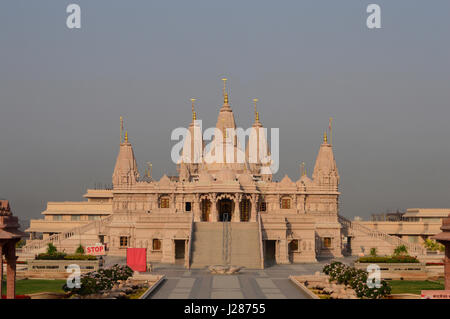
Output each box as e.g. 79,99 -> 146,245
389,280 -> 445,295
2,278 -> 66,295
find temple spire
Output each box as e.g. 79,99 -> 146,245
312,127 -> 339,186
113,127 -> 139,187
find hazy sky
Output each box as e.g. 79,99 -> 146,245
1,0 -> 450,220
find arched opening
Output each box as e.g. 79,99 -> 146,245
201,199 -> 211,221
288,239 -> 299,263
218,199 -> 232,222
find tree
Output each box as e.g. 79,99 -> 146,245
47,243 -> 57,255
424,239 -> 445,252
75,244 -> 85,255
369,248 -> 377,257
393,245 -> 408,256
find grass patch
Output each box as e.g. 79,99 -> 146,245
127,287 -> 148,299
2,278 -> 66,295
389,280 -> 445,295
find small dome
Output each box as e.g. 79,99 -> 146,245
297,174 -> 313,188
238,173 -> 254,185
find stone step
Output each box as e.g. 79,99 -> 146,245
190,222 -> 262,269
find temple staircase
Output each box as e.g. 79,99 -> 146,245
338,215 -> 427,256
18,215 -> 113,259
190,221 -> 263,269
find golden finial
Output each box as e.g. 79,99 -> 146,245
191,98 -> 196,121
222,78 -> 229,104
323,131 -> 327,143
253,98 -> 259,122
125,130 -> 128,143
120,116 -> 124,143
301,162 -> 305,176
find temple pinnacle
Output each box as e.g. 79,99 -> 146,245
222,78 -> 229,104
191,98 -> 197,121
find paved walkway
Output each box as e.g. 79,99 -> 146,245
147,257 -> 356,299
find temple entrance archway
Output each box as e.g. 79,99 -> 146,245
201,199 -> 211,222
264,240 -> 276,266
218,199 -> 232,222
174,240 -> 186,263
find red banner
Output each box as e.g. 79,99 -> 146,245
126,248 -> 147,272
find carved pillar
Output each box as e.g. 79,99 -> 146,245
250,195 -> 257,222
211,194 -> 218,222
232,195 -> 241,222
5,242 -> 17,299
193,194 -> 201,222
171,192 -> 176,212
276,239 -> 290,264
161,238 -> 175,264
184,239 -> 189,269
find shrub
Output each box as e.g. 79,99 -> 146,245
16,239 -> 26,248
46,243 -> 58,255
424,239 -> 445,252
64,254 -> 97,260
36,252 -> 67,260
75,245 -> 85,255
393,245 -> 408,256
322,261 -> 391,299
63,264 -> 134,296
36,253 -> 96,260
369,248 -> 377,257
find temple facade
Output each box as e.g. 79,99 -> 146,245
106,80 -> 342,267
26,80 -> 344,268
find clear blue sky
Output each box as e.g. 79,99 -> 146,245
1,0 -> 450,219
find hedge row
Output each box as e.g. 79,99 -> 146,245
36,253 -> 97,260
357,256 -> 419,264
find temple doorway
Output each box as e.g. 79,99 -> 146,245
218,199 -> 232,222
174,240 -> 185,262
264,240 -> 276,266
201,199 -> 211,222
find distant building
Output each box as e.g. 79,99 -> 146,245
27,189 -> 112,240
360,208 -> 450,245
